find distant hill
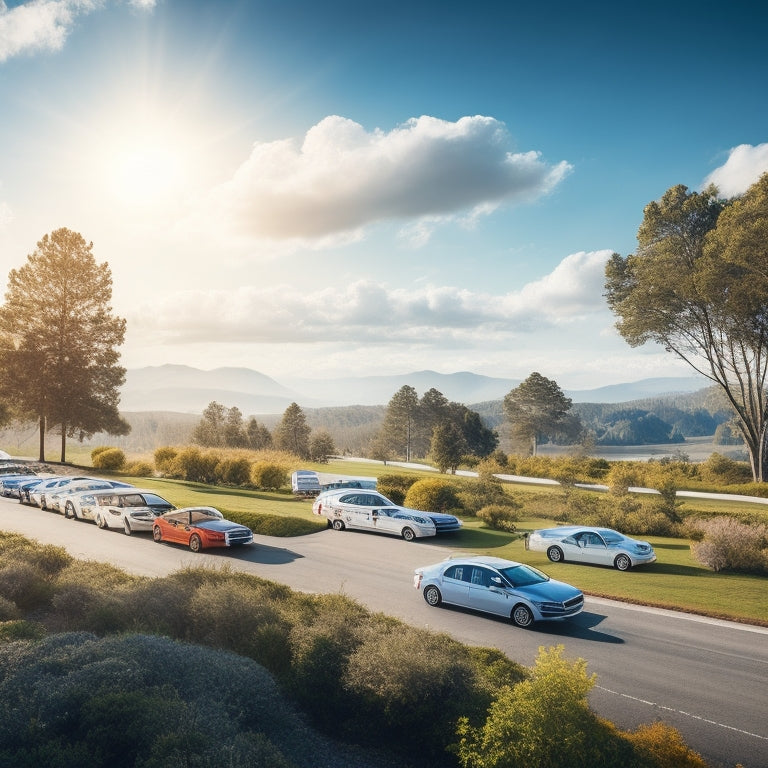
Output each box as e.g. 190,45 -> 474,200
119,365 -> 708,415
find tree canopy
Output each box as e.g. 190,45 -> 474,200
503,372 -> 577,455
0,228 -> 128,461
605,174 -> 768,480
274,402 -> 312,459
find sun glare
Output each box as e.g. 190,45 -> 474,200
92,100 -> 199,210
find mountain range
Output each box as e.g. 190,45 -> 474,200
118,365 -> 709,415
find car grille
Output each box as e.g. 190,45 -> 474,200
431,517 -> 462,533
564,595 -> 584,610
225,529 -> 253,545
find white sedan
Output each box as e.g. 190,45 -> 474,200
313,489 -> 436,541
526,526 -> 657,571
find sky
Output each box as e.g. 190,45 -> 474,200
1,0 -> 767,391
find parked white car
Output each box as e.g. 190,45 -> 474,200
47,479 -> 121,513
526,526 -> 657,571
312,488 -> 461,535
74,488 -> 176,534
313,489 -> 436,541
30,475 -> 94,509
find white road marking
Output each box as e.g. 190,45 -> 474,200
595,685 -> 768,742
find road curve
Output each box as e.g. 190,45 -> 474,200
1,496 -> 766,768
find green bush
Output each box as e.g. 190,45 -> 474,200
250,461 -> 288,490
170,446 -> 220,483
699,453 -> 753,485
476,504 -> 520,532
153,445 -> 178,474
455,645 -> 636,768
0,562 -> 54,610
457,476 -> 513,514
216,456 -> 252,486
625,721 -> 709,768
125,460 -> 154,477
404,477 -> 462,512
91,447 -> 126,471
344,620 -> 484,759
377,473 -> 418,505
89,445 -> 111,459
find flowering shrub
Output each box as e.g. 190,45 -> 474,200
690,517 -> 768,573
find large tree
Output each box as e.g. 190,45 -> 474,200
605,175 -> 768,481
378,385 -> 419,461
503,372 -> 575,455
0,228 -> 128,462
273,402 -> 311,459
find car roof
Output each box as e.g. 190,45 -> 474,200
442,555 -> 523,569
317,488 -> 387,499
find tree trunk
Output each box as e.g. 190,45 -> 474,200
38,414 -> 46,462
60,422 -> 67,463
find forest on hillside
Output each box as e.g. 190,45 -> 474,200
0,386 -> 743,459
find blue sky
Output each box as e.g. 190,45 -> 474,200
1,0 -> 767,390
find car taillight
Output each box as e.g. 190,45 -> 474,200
413,573 -> 422,589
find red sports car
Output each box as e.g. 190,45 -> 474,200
152,506 -> 253,552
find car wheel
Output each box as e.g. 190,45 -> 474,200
96,513 -> 106,529
511,604 -> 534,628
401,527 -> 415,542
332,518 -> 345,531
189,534 -> 203,553
614,554 -> 632,571
64,501 -> 74,519
547,545 -> 564,563
423,585 -> 442,607
153,526 -> 162,543
40,497 -> 47,510
123,518 -> 132,536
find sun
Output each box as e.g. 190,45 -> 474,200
111,140 -> 185,204
91,98 -> 200,210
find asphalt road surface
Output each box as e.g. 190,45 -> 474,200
1,495 -> 767,768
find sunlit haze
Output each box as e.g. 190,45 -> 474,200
1,0 -> 767,390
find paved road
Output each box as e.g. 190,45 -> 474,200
1,495 -> 767,768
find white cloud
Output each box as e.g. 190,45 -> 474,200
205,115 -> 573,241
702,143 -> 768,198
125,249 -> 611,348
0,0 -> 154,62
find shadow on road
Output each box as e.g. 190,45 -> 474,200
215,542 -> 305,565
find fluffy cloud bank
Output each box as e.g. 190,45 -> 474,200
702,143 -> 768,198
128,249 -> 612,347
207,115 -> 572,240
0,0 -> 154,62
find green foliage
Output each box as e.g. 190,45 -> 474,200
430,421 -> 468,473
457,476 -> 514,514
0,227 -> 129,463
503,372 -> 579,455
476,504 -> 520,532
699,453 -> 752,485
0,619 -> 46,641
153,445 -> 178,474
216,456 -> 252,486
169,446 -> 220,483
404,477 -> 462,512
125,459 -> 154,476
91,446 -> 126,470
90,445 -> 111,458
309,429 -> 336,462
344,621 -> 486,759
377,472 -> 418,505
273,402 -> 312,460
455,645 -> 637,768
0,632 -> 354,768
250,461 -> 288,490
625,722 -> 709,768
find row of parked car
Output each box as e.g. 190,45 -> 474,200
0,468 -> 254,552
